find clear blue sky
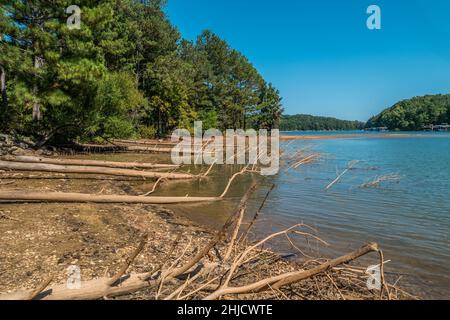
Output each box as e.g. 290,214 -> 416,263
165,0 -> 450,121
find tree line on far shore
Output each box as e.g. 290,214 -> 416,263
366,94 -> 450,131
280,114 -> 365,131
282,93 -> 450,132
0,0 -> 283,143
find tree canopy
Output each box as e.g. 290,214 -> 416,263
0,0 -> 283,142
366,94 -> 450,131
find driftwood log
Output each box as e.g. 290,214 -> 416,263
125,145 -> 214,155
114,139 -> 204,146
0,191 -> 218,204
0,155 -> 179,170
0,273 -> 164,300
0,160 -> 192,180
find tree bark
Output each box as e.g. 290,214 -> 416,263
0,65 -> 7,111
0,160 -> 193,179
1,155 -> 180,170
32,36 -> 42,121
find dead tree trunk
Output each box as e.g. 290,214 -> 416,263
0,273 -> 164,300
32,42 -> 42,121
0,191 -> 219,204
0,65 -> 7,111
1,155 -> 180,170
0,160 -> 193,180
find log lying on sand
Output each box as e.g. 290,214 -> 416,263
0,155 -> 179,170
0,273 -> 163,300
115,139 -> 180,146
0,160 -> 192,180
0,191 -> 219,204
75,142 -> 213,154
73,143 -> 127,152
125,145 -> 214,155
114,139 -> 211,147
126,145 -> 176,153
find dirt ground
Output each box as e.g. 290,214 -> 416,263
0,199 -> 211,293
0,151 -> 213,295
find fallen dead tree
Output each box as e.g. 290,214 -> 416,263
0,160 -> 192,180
0,155 -> 179,170
71,142 -> 127,153
125,145 -> 177,153
325,160 -> 360,190
0,191 -> 219,204
0,272 -> 164,300
361,174 -> 401,188
114,139 -> 208,147
114,139 -> 178,146
126,145 -> 214,156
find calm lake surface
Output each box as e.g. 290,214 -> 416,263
152,132 -> 450,299
259,132 -> 450,299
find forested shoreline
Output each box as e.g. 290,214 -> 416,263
281,94 -> 450,132
280,114 -> 365,131
0,1 -> 283,144
366,94 -> 450,131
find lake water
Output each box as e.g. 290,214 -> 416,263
254,133 -> 450,299
150,132 -> 450,299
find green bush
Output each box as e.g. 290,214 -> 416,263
139,126 -> 157,139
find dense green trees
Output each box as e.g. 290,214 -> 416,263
366,94 -> 450,131
0,0 -> 282,142
280,114 -> 364,131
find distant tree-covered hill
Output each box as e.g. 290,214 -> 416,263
366,94 -> 450,131
280,114 -> 365,131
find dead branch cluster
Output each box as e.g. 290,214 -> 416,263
0,183 -> 409,301
361,174 -> 401,188
281,144 -> 320,171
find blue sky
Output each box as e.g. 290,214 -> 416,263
165,0 -> 450,121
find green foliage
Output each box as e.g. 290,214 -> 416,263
252,84 -> 283,130
139,125 -> 157,139
192,31 -> 267,130
143,53 -> 197,135
86,71 -> 147,140
280,114 -> 364,131
366,94 -> 450,131
1,0 -> 283,141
